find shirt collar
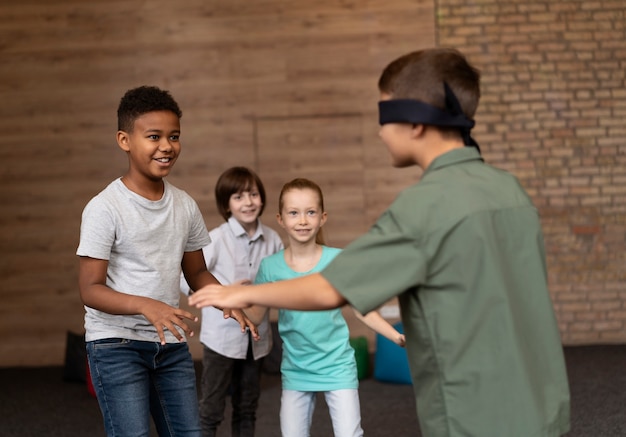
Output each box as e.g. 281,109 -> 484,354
422,147 -> 484,178
227,216 -> 264,242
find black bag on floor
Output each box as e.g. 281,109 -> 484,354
63,331 -> 86,383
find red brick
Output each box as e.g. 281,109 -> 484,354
593,321 -> 623,331
571,225 -> 602,235
437,0 -> 626,344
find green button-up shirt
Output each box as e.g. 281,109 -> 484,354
322,147 -> 570,437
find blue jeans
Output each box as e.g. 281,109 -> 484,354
199,342 -> 263,437
280,389 -> 363,437
86,339 -> 201,437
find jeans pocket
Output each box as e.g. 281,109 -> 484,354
91,338 -> 131,349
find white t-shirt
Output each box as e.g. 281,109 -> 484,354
77,178 -> 210,343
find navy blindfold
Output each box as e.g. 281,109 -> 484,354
378,83 -> 480,151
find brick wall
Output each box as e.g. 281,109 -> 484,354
437,0 -> 626,344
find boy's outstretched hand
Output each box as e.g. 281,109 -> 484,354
189,284 -> 260,341
189,283 -> 249,310
224,308 -> 260,341
142,298 -> 198,345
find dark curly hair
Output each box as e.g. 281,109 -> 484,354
117,85 -> 182,132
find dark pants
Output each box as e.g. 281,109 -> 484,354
199,340 -> 263,437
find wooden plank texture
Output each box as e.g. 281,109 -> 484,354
0,0 -> 435,366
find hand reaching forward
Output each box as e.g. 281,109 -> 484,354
188,284 -> 260,340
223,308 -> 260,341
141,298 -> 198,345
189,283 -> 249,311
396,333 -> 407,347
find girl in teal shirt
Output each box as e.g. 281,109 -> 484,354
250,178 -> 404,437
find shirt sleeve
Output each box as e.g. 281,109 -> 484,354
76,197 -> 115,260
184,199 -> 211,252
321,208 -> 428,315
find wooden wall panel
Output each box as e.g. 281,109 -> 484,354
0,0 -> 435,366
256,115 -> 368,247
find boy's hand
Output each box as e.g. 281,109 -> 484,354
223,308 -> 261,341
142,298 -> 198,345
188,284 -> 260,340
396,333 -> 407,347
189,283 -> 249,310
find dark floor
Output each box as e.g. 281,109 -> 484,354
0,345 -> 624,436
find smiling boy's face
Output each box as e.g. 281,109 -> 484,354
228,184 -> 263,232
117,110 -> 181,183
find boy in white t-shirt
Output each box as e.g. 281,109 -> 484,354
77,86 -> 256,437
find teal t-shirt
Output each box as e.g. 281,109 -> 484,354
255,246 -> 358,392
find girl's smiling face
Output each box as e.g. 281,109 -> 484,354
277,188 -> 327,245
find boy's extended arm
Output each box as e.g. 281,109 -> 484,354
241,305 -> 269,326
181,250 -> 259,340
78,256 -> 198,345
352,308 -> 406,347
181,249 -> 220,292
189,273 -> 347,311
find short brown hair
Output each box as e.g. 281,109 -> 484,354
214,167 -> 266,221
378,48 -> 481,119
